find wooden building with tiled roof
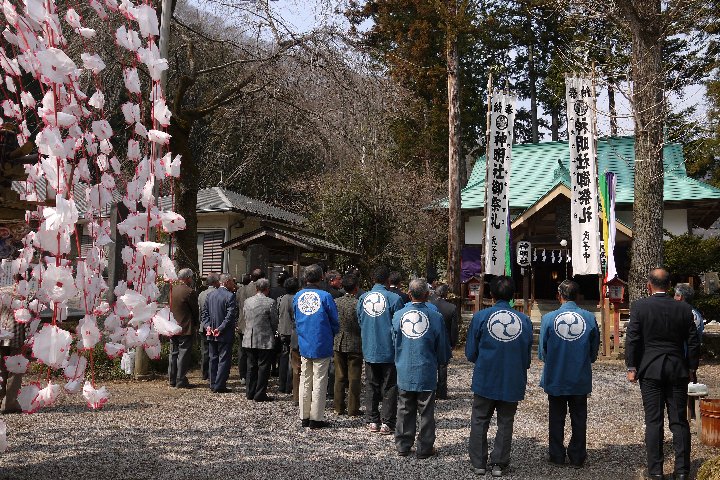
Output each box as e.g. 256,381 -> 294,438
455,136 -> 720,303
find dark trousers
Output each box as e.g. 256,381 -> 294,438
237,333 -> 247,380
334,350 -> 363,415
199,333 -> 209,380
365,362 -> 397,428
437,364 -> 448,399
548,394 -> 588,466
246,348 -> 273,400
168,335 -> 193,387
469,394 -> 518,469
208,340 -> 232,391
291,348 -> 301,403
640,377 -> 691,475
396,389 -> 436,455
278,336 -> 291,393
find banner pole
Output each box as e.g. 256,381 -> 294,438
478,73 -> 493,310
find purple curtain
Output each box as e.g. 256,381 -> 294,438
461,246 -> 482,283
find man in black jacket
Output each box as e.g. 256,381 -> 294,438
430,284 -> 458,399
625,268 -> 700,480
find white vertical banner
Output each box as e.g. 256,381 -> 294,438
566,76 -> 601,275
484,92 -> 517,276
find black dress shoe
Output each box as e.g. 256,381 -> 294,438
646,474 -> 664,480
215,387 -> 233,393
673,474 -> 688,480
309,420 -> 328,429
301,418 -> 310,428
416,448 -> 436,460
397,450 -> 411,457
254,395 -> 274,402
175,382 -> 192,389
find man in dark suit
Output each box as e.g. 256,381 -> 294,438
430,284 -> 458,399
198,273 -> 220,381
202,274 -> 238,393
625,268 -> 700,480
168,268 -> 199,389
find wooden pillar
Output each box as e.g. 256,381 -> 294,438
523,267 -> 531,317
613,304 -> 621,354
601,298 -> 611,357
476,274 -> 484,313
292,247 -> 300,278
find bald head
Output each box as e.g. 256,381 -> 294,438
648,268 -> 670,293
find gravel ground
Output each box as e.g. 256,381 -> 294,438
2,358 -> 720,480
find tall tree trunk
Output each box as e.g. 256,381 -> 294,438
169,115 -> 200,274
608,78 -> 618,136
447,27 -> 462,295
550,106 -> 560,141
528,43 -> 539,144
622,0 -> 665,302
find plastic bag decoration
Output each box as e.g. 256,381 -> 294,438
0,0 -> 184,439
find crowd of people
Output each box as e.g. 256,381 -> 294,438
165,265 -> 701,479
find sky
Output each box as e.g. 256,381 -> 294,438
195,0 -> 710,144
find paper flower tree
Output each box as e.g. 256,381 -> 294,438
0,0 -> 183,451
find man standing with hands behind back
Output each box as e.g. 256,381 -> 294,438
203,274 -> 238,394
625,268 -> 700,480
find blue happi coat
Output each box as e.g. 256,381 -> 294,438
692,307 -> 705,339
392,302 -> 449,392
466,301 -> 533,402
357,284 -> 405,363
538,301 -> 600,396
293,287 -> 339,359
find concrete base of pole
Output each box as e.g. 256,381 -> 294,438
134,346 -> 154,380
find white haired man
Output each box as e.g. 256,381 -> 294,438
392,278 -> 449,459
198,273 -> 220,381
243,278 -> 278,402
169,268 -> 199,389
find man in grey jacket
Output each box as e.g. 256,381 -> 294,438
237,269 -> 264,384
243,278 -> 278,402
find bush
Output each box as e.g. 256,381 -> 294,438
695,292 -> 720,322
664,234 -> 720,278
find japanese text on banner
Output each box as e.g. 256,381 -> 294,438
484,92 -> 516,276
565,77 -> 601,275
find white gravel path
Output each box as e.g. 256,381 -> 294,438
1,359 -> 718,479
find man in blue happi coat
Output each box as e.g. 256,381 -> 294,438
202,274 -> 238,393
466,276 -> 533,478
392,278 -> 450,459
539,279 -> 599,468
674,283 -> 704,342
294,264 -> 339,429
357,265 -> 406,435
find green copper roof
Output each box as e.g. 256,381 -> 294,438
459,136 -> 720,210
